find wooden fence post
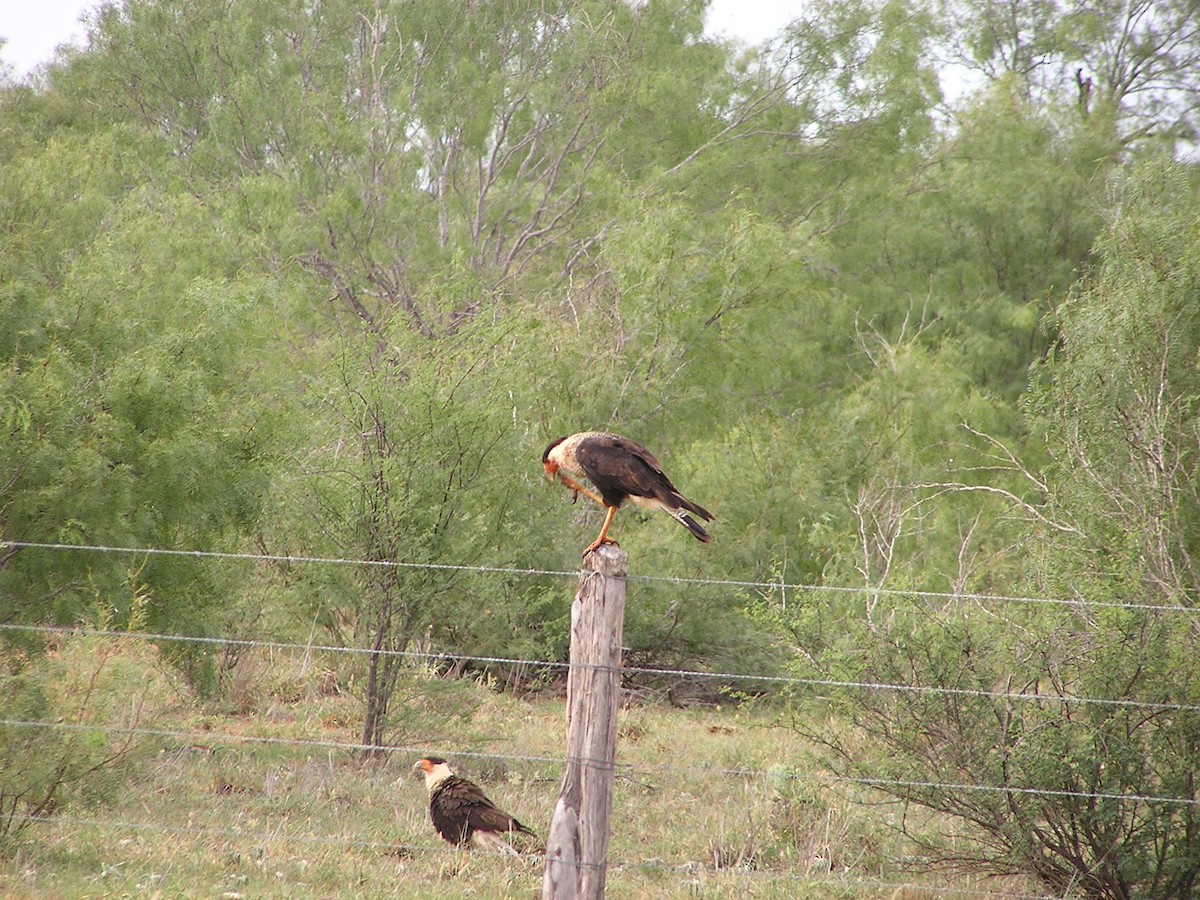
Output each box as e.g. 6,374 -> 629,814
542,543 -> 627,900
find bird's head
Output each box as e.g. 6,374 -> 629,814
542,436 -> 567,481
413,756 -> 454,791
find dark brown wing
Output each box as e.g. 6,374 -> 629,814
430,776 -> 534,844
576,434 -> 712,521
575,434 -> 670,507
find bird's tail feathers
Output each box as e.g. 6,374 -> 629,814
674,509 -> 712,543
471,831 -> 521,856
670,492 -> 714,523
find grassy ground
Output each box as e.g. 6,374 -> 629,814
0,640 -> 1032,899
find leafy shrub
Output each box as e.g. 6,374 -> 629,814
0,630 -> 180,851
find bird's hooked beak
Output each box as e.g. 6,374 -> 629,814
413,759 -> 432,775
544,461 -> 580,502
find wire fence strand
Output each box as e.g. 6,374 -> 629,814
5,539 -> 1199,615
4,621 -> 1199,717
4,716 -> 1199,809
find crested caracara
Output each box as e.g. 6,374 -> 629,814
542,431 -> 714,556
412,757 -> 537,854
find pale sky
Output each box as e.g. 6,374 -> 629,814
0,0 -> 93,77
1,0 -> 808,79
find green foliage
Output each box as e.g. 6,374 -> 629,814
803,161 -> 1200,898
279,317 -> 568,746
0,629 -> 178,851
0,92 -> 293,634
806,595 -> 1200,898
5,1 -> 1200,889
1027,160 -> 1200,602
935,0 -> 1200,153
818,81 -> 1107,403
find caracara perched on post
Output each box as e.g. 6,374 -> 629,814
412,757 -> 537,854
542,431 -> 714,556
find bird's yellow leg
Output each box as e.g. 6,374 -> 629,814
582,505 -> 619,557
557,474 -> 605,507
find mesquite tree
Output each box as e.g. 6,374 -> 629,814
804,162 -> 1200,898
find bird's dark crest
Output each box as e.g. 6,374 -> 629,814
422,756 -> 447,765
542,436 -> 567,462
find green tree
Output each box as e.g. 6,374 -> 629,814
1028,161 -> 1200,601
804,161 -> 1200,898
0,111 -> 286,643
935,0 -> 1200,154
285,316 -> 575,751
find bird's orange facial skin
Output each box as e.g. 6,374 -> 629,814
543,460 -> 559,481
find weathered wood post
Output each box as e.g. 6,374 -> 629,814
542,543 -> 627,900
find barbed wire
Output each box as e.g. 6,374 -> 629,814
4,621 -> 1199,717
0,539 -> 577,580
4,717 -> 1199,809
4,541 -> 1191,896
0,813 -> 1057,899
0,717 -> 564,770
4,539 -> 1198,615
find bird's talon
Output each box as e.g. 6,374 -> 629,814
581,538 -> 619,557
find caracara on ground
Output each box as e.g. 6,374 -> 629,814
412,757 -> 537,854
542,431 -> 714,556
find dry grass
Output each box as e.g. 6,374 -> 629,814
0,642 -> 1032,899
